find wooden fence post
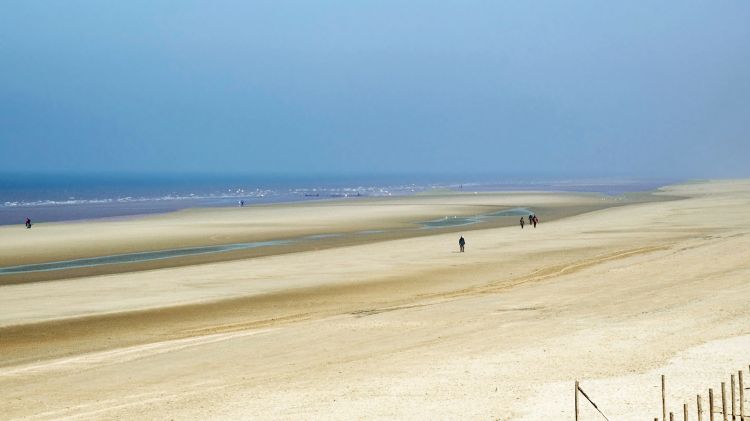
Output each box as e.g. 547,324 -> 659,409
724,382 -> 729,421
729,374 -> 737,421
711,388 -> 715,421
740,371 -> 745,421
685,403 -> 688,421
699,394 -> 704,421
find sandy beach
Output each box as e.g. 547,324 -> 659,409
0,192 -> 625,284
1,180 -> 749,420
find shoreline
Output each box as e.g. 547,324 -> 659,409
0,190 -> 671,285
0,176 -> 680,226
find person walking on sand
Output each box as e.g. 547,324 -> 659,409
532,215 -> 538,228
528,214 -> 533,225
458,236 -> 466,252
25,217 -> 32,229
520,217 -> 525,229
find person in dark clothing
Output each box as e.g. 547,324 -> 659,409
458,236 -> 466,252
532,215 -> 538,228
25,218 -> 32,229
528,214 -> 533,225
520,217 -> 525,229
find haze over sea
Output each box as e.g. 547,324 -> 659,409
0,173 -> 675,226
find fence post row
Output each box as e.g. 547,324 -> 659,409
577,367 -> 749,420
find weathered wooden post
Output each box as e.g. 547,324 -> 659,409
740,371 -> 745,421
729,374 -> 737,421
699,394 -> 704,421
685,403 -> 688,421
671,412 -> 675,421
711,388 -> 715,421
576,380 -> 578,421
724,382 -> 729,421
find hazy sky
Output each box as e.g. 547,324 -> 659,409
1,1 -> 749,177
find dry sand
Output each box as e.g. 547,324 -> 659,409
1,180 -> 749,420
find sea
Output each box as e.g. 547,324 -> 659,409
0,173 -> 677,226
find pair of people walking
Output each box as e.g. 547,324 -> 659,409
523,214 -> 538,228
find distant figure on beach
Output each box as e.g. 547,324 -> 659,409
25,217 -> 32,229
239,200 -> 244,207
458,236 -> 465,252
520,217 -> 525,229
528,214 -> 533,225
532,215 -> 538,228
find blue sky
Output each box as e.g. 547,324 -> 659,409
1,1 -> 749,177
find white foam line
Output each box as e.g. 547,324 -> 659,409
0,327 -> 276,378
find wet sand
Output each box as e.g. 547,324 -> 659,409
0,192 -> 633,284
1,181 -> 748,420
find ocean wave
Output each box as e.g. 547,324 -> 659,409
1,190 -> 282,208
0,179 -> 670,209
0,185 -> 421,208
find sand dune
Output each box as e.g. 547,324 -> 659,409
1,180 -> 749,420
